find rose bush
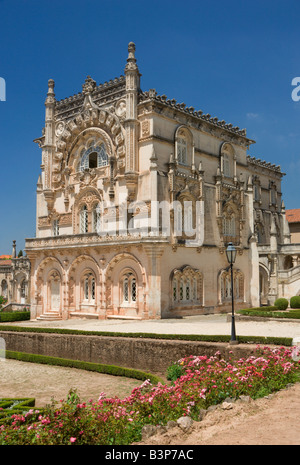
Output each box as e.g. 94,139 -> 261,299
0,346 -> 298,445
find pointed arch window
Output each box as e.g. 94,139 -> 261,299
82,273 -> 96,303
171,268 -> 203,306
79,143 -> 108,171
223,216 -> 236,237
220,269 -> 244,303
177,137 -> 187,165
121,272 -> 138,304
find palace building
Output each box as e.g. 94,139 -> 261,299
24,42 -> 300,321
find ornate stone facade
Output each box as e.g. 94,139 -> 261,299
0,241 -> 31,307
25,42 -> 300,320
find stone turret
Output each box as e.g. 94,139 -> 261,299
124,42 -> 140,198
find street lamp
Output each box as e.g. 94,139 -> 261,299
226,242 -> 238,345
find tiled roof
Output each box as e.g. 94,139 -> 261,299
286,209 -> 300,223
0,259 -> 12,266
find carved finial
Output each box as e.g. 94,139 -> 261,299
82,75 -> 96,95
125,42 -> 138,71
45,79 -> 55,104
128,42 -> 136,57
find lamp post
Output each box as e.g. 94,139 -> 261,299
226,242 -> 238,345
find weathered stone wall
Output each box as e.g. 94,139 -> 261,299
0,330 -> 259,374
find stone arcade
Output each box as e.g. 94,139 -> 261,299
24,42 -> 300,321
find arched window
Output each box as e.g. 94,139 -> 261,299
80,205 -> 88,234
175,127 -> 193,167
220,142 -> 235,179
220,269 -> 244,303
121,272 -> 137,304
20,279 -> 26,299
223,216 -> 236,237
171,267 -> 203,306
82,273 -> 96,302
79,143 -> 108,171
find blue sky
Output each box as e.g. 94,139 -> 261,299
0,0 -> 300,254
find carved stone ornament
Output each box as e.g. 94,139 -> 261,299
55,121 -> 65,137
115,99 -> 126,118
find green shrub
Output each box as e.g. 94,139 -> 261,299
290,296 -> 300,309
274,298 -> 289,310
0,311 -> 30,322
166,363 -> 184,382
239,306 -> 278,312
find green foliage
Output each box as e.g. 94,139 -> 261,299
240,306 -> 278,312
238,308 -> 300,321
166,363 -> 184,382
0,311 -> 30,322
0,397 -> 36,420
274,298 -> 289,310
0,296 -> 8,309
290,296 -> 300,309
0,347 -> 298,445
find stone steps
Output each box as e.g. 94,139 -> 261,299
37,312 -> 62,321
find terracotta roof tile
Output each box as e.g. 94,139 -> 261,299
286,209 -> 300,223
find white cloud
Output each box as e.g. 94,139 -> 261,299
246,112 -> 259,119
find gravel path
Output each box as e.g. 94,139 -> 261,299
0,358 -> 141,407
2,313 -> 300,340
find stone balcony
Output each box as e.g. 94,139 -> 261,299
25,231 -> 169,253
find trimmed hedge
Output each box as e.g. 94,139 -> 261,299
0,397 -> 36,419
290,296 -> 300,309
274,298 -> 289,310
239,306 -> 278,312
0,324 -> 294,346
5,350 -> 164,385
238,308 -> 300,320
0,311 -> 30,322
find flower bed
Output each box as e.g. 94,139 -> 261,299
0,346 -> 299,445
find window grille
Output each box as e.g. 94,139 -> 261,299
80,205 -> 88,234
53,219 -> 59,236
131,278 -> 137,302
123,278 -> 129,302
177,137 -> 187,164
